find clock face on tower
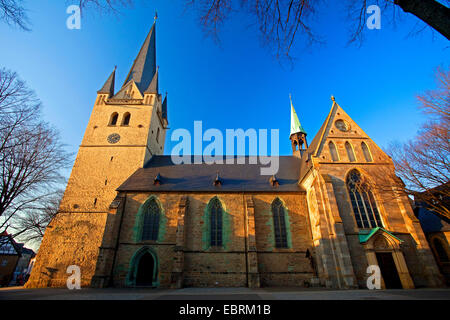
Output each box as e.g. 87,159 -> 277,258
335,119 -> 350,132
107,133 -> 121,144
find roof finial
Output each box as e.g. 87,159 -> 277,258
154,11 -> 158,23
331,95 -> 335,102
114,65 -> 117,70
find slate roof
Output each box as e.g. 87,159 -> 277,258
145,67 -> 159,94
117,155 -> 304,193
122,23 -> 157,94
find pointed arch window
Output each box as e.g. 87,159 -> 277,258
109,112 -> 118,126
329,141 -> 339,161
122,112 -> 131,126
347,170 -> 383,229
272,198 -> 288,248
361,142 -> 373,162
345,142 -> 356,162
209,197 -> 223,247
141,199 -> 160,241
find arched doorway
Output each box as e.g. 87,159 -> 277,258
361,229 -> 415,289
375,252 -> 402,289
136,252 -> 155,286
127,247 -> 159,287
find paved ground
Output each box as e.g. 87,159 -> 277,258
0,286 -> 449,300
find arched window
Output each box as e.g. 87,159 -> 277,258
122,112 -> 131,126
109,112 -> 118,126
141,199 -> 160,241
345,142 -> 356,162
329,141 -> 339,161
209,197 -> 223,247
361,142 -> 373,162
347,170 -> 383,228
272,198 -> 288,248
433,238 -> 449,262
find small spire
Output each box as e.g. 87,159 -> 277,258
290,94 -> 306,136
97,67 -> 116,96
154,11 -> 158,23
331,95 -> 335,102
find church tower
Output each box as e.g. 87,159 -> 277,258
289,94 -> 307,157
26,20 -> 168,288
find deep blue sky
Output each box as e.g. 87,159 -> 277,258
0,1 -> 448,164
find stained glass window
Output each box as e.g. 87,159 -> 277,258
210,198 -> 223,247
141,199 -> 160,241
272,198 -> 288,248
347,170 -> 383,229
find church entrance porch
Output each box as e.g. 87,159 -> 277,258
136,252 -> 155,286
126,247 -> 159,287
359,227 -> 415,289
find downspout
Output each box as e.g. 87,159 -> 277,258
108,193 -> 127,287
243,193 -> 249,287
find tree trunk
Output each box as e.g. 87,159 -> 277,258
394,0 -> 450,40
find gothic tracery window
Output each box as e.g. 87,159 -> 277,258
272,198 -> 288,248
141,199 -> 160,241
210,197 -> 223,247
346,170 -> 383,229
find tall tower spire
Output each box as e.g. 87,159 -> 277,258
289,94 -> 308,157
122,21 -> 157,93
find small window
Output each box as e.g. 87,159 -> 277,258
345,142 -> 356,162
329,141 -> 339,161
361,142 -> 373,162
122,112 -> 131,126
156,127 -> 160,143
109,112 -> 118,126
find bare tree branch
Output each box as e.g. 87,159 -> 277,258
0,68 -> 71,247
387,66 -> 450,220
0,0 -> 30,30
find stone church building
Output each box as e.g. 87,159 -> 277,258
26,21 -> 445,289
